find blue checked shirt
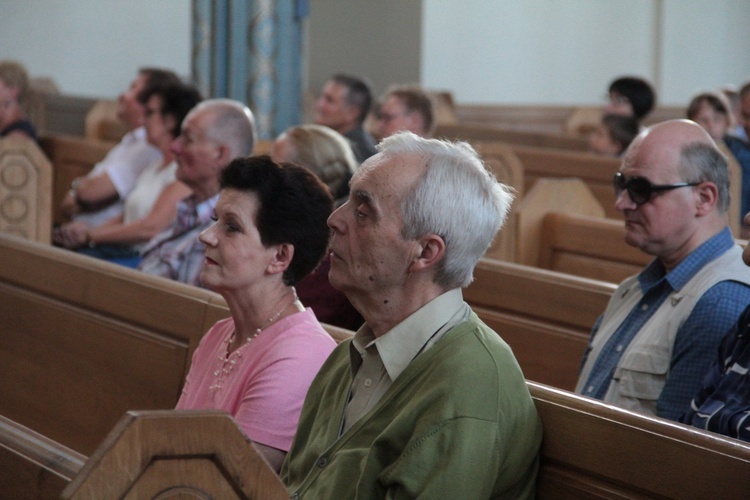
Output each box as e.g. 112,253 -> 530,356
580,228 -> 750,421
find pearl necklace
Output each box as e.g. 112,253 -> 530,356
209,287 -> 300,393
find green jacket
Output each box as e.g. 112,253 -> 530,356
282,312 -> 542,499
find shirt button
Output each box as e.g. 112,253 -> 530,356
641,304 -> 649,311
364,378 -> 372,387
316,456 -> 328,468
291,494 -> 299,500
616,345 -> 623,352
587,385 -> 594,393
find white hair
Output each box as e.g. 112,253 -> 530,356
378,131 -> 514,288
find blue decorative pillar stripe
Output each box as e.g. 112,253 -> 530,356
191,0 -> 305,140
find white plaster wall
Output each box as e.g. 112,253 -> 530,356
1,0 -> 749,106
0,0 -> 191,98
422,0 -> 750,105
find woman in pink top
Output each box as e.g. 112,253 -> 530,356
176,156 -> 337,472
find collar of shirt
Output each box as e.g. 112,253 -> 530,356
350,288 -> 467,382
638,227 -> 734,294
130,126 -> 146,143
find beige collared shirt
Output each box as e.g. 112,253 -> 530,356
341,288 -> 469,434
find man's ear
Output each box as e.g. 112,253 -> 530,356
408,234 -> 445,273
695,181 -> 719,216
267,243 -> 295,275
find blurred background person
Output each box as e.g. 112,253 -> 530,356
0,60 -> 36,141
54,80 -> 202,265
176,156 -> 337,472
314,73 -> 377,163
604,76 -> 656,126
271,123 -> 363,331
588,113 -> 639,157
374,84 -> 435,140
59,68 -> 180,228
687,91 -> 750,233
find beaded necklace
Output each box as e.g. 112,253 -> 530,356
209,287 -> 300,393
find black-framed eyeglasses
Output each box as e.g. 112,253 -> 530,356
613,172 -> 701,205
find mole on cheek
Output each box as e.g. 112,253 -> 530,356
383,299 -> 389,304
368,275 -> 374,281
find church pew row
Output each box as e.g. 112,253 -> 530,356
4,234 -> 749,497
0,234 -> 606,463
14,383 -> 750,499
453,103 -> 686,135
435,122 -> 590,151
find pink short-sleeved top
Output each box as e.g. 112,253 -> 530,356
176,308 -> 336,451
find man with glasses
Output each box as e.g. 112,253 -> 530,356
576,119 -> 750,421
374,84 -> 434,140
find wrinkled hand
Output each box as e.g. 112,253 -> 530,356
55,221 -> 89,249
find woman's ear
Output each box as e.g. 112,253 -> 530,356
267,243 -> 295,275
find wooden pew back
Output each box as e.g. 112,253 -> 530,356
530,382 -> 750,498
0,233 -> 230,455
0,136 -> 53,243
0,233 -> 350,458
539,212 -> 651,282
39,133 -> 113,225
53,384 -> 750,499
436,122 -> 589,151
508,144 -> 622,219
0,415 -> 85,499
465,258 -> 615,390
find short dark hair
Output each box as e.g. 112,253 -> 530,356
139,81 -> 203,137
138,67 -> 181,95
601,114 -> 639,153
330,73 -> 373,125
219,156 -> 333,285
609,76 -> 656,120
385,84 -> 435,135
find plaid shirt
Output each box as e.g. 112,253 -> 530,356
138,193 -> 218,287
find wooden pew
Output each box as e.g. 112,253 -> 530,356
537,211 -> 748,284
435,122 -> 589,151
0,136 -> 53,243
84,100 -> 128,143
0,415 -> 85,500
57,385 -> 750,499
465,258 -> 616,391
538,212 -> 651,283
62,411 -> 287,499
530,381 -> 750,498
0,233 -> 230,456
38,133 -> 114,225
508,143 -> 622,219
453,103 -> 685,135
510,177 -> 604,266
0,233 -> 351,458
